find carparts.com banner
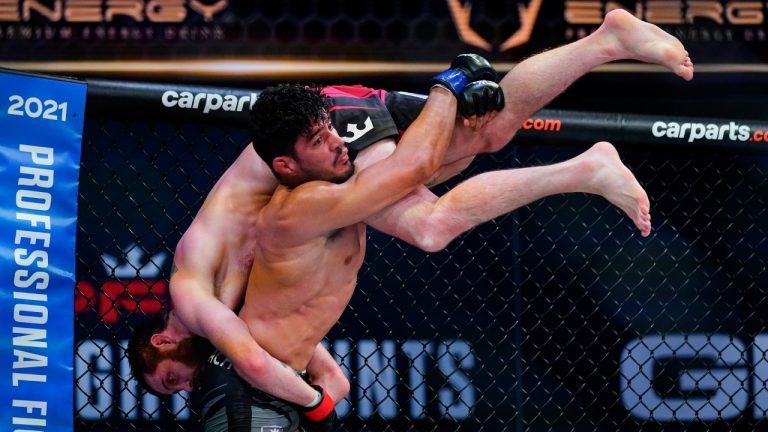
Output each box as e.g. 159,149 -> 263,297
518,110 -> 768,150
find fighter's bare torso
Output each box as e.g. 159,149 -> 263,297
171,140 -> 392,358
172,85 -> 406,319
241,209 -> 367,370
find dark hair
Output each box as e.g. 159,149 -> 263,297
126,313 -> 168,396
249,83 -> 332,177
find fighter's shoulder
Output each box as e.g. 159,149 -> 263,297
177,216 -> 216,247
174,221 -> 225,271
257,181 -> 343,233
258,184 -> 310,220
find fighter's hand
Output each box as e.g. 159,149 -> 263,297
430,53 -> 499,97
298,385 -> 338,431
458,80 -> 505,130
450,53 -> 499,82
463,112 -> 498,131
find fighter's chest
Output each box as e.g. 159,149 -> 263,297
326,224 -> 365,256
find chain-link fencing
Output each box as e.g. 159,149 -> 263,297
74,84 -> 768,432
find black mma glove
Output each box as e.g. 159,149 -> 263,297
430,53 -> 499,97
458,80 -> 505,117
298,385 -> 338,431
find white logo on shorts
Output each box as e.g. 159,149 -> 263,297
342,116 -> 374,143
260,427 -> 284,432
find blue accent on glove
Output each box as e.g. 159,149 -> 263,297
430,69 -> 469,96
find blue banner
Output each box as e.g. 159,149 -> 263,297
0,70 -> 86,432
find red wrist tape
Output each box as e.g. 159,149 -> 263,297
303,388 -> 334,422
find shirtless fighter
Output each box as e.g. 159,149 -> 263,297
131,54 -> 505,432
128,9 -> 694,431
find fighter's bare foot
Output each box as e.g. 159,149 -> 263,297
580,141 -> 652,237
599,9 -> 694,81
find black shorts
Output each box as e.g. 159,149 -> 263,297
191,351 -> 301,432
322,85 -> 426,153
384,90 -> 427,134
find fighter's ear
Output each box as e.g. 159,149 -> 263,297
150,333 -> 175,348
273,156 -> 296,177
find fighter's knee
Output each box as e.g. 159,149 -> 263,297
485,139 -> 507,154
409,218 -> 457,253
477,130 -> 514,154
494,126 -> 520,151
412,235 -> 449,253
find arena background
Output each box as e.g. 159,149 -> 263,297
1,1 -> 767,431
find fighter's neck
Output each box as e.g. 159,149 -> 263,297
166,310 -> 193,338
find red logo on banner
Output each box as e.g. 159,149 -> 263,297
76,244 -> 170,324
76,279 -> 168,324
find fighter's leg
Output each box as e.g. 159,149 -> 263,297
442,9 -> 694,163
365,141 -> 651,252
426,156 -> 475,187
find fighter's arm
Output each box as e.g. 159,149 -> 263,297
305,343 -> 350,404
170,269 -> 321,405
351,140 -> 466,252
354,138 -> 474,189
351,81 -> 502,250
261,87 -> 457,245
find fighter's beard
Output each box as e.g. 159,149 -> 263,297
166,335 -> 214,386
329,164 -> 355,184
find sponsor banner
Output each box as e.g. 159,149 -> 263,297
85,78 -> 258,124
75,336 -> 475,422
0,1 -> 767,68
620,334 -> 751,421
86,79 -> 768,149
0,69 -> 86,432
517,110 -> 768,149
